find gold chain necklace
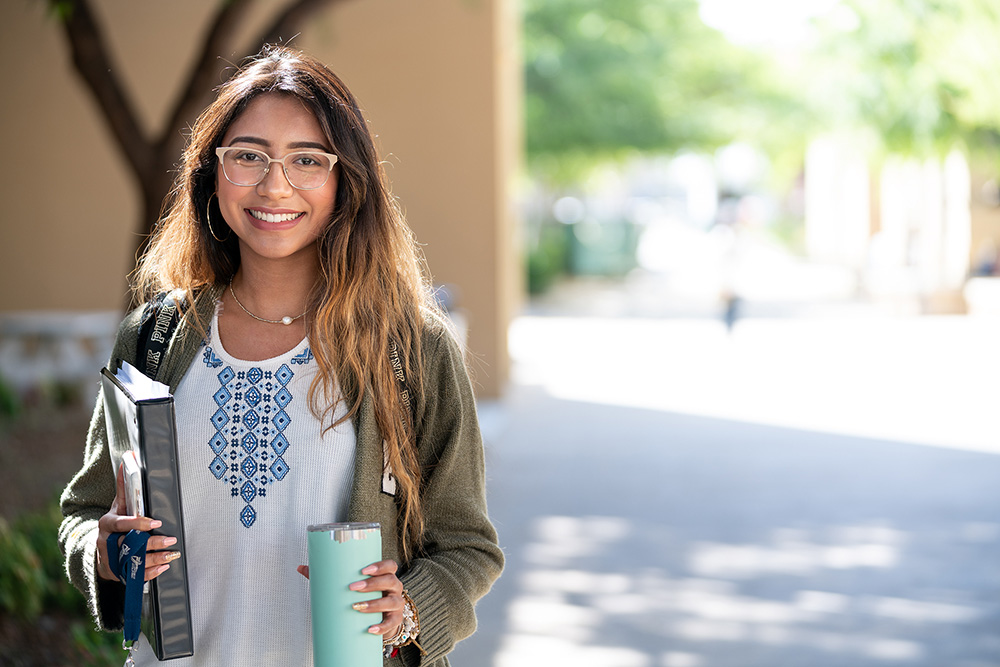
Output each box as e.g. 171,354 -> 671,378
228,281 -> 307,326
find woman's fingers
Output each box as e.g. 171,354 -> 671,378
97,463 -> 178,582
360,559 -> 398,577
355,595 -> 403,635
145,549 -> 181,568
143,550 -> 182,581
101,533 -> 179,582
365,608 -> 403,635
106,514 -> 162,535
298,561 -> 402,634
349,573 -> 403,595
147,534 -> 177,551
98,515 -> 168,573
348,560 -> 405,636
350,560 -> 401,593
352,593 -> 403,614
354,595 -> 403,635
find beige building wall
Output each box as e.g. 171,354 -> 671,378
0,0 -> 519,397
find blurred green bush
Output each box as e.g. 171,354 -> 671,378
0,373 -> 20,421
0,500 -> 121,666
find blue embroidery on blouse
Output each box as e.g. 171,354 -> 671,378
208,362 -> 295,528
291,348 -> 314,365
203,346 -> 223,368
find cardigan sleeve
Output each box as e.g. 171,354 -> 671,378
395,321 -> 504,665
58,307 -> 144,631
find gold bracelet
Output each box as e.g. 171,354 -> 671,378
382,589 -> 426,657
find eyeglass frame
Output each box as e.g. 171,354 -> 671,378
214,146 -> 339,190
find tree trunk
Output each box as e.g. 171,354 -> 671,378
50,0 -> 342,309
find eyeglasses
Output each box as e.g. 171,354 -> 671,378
215,146 -> 339,190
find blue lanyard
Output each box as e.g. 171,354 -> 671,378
107,530 -> 150,647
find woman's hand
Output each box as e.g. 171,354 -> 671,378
95,462 -> 180,583
296,559 -> 405,638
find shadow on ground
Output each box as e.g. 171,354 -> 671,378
453,385 -> 1000,667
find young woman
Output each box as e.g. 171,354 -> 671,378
59,45 -> 503,666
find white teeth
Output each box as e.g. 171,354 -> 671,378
248,209 -> 301,223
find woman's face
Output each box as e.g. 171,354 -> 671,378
216,93 -> 338,267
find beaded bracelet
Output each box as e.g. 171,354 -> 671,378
383,589 -> 425,658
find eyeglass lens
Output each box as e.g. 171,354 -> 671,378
220,148 -> 333,189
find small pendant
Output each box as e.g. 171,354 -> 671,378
282,316 -> 293,325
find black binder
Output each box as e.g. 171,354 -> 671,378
102,362 -> 194,660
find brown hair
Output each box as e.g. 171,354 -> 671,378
135,45 -> 433,557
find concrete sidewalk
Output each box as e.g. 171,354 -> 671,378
450,315 -> 1000,667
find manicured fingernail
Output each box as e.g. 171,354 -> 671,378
163,537 -> 177,547
352,602 -> 368,611
361,565 -> 377,575
349,581 -> 366,591
368,626 -> 381,634
150,520 -> 163,529
165,551 -> 181,562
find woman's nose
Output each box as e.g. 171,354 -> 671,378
256,163 -> 294,198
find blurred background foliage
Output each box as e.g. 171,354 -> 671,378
525,0 -> 1000,179
0,371 -> 118,664
0,497 -> 121,666
521,0 -> 1000,294
807,0 -> 1000,159
523,0 -> 809,184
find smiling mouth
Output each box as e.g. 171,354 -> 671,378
247,209 -> 304,223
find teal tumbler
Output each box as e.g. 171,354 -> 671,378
307,522 -> 382,667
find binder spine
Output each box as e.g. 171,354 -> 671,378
137,400 -> 193,660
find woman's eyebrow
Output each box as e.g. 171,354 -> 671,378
227,136 -> 331,152
227,136 -> 269,147
288,141 -> 332,151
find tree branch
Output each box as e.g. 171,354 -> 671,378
251,0 -> 341,52
154,0 -> 343,158
156,0 -> 255,156
57,0 -> 152,179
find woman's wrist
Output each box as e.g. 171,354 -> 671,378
382,589 -> 424,658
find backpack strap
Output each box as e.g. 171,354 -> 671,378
382,340 -> 417,496
136,291 -> 184,380
389,340 -> 415,425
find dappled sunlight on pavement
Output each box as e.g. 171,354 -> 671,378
452,305 -> 1000,667
496,517 -> 983,665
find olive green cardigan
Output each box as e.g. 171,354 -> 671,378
59,285 -> 503,666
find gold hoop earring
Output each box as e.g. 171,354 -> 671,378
206,193 -> 231,242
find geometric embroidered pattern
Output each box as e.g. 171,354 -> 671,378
203,347 -> 223,368
291,348 -> 314,365
209,433 -> 227,454
203,345 -> 308,528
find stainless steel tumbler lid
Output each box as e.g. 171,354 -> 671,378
307,522 -> 380,543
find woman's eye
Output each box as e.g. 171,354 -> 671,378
293,155 -> 321,167
240,151 -> 263,162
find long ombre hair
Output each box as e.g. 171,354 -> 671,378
135,45 -> 434,557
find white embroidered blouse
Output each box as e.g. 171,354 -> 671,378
132,308 -> 357,665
